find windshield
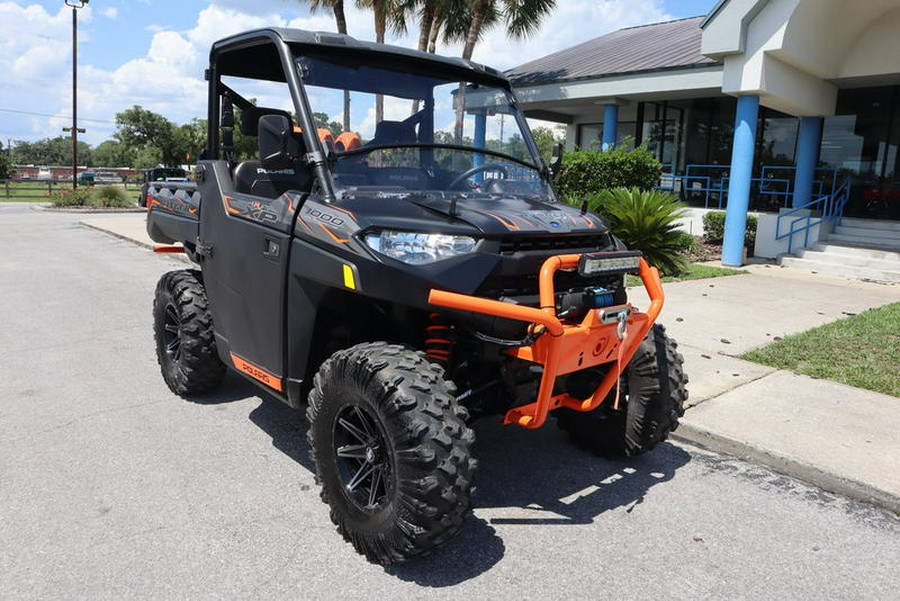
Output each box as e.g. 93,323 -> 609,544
296,54 -> 553,199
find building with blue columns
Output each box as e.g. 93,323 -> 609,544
508,0 -> 900,275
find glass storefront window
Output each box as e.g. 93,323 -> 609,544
676,97 -> 736,169
821,86 -> 900,219
576,122 -> 637,150
639,102 -> 683,169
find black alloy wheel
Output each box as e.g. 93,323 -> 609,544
152,269 -> 226,396
307,342 -> 476,564
332,404 -> 393,511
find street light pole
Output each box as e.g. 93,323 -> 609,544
65,0 -> 88,189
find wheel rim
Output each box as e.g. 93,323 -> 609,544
163,303 -> 182,363
333,404 -> 392,511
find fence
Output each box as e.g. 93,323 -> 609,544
1,180 -> 139,201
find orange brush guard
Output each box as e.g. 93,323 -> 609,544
428,255 -> 664,429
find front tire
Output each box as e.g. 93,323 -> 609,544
307,342 -> 476,564
556,323 -> 688,457
152,270 -> 226,395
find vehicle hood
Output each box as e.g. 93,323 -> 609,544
333,193 -> 610,237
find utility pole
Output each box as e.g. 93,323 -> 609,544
65,0 -> 89,189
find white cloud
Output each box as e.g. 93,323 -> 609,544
327,0 -> 673,70
0,0 -> 674,146
441,0 -> 674,69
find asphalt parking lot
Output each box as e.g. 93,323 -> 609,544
2,204 -> 899,599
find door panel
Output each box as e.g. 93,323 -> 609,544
196,161 -> 295,379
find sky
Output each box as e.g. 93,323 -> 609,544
0,0 -> 719,147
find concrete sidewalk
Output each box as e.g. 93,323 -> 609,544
628,269 -> 900,512
81,213 -> 900,513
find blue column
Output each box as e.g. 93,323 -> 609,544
722,95 -> 760,266
792,116 -> 822,208
602,104 -> 619,150
473,112 -> 486,183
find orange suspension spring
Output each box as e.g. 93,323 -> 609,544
425,312 -> 454,363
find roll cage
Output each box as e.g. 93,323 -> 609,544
203,28 -> 549,202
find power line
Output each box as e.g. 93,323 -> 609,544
0,107 -> 115,124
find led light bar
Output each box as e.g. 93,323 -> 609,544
577,251 -> 643,276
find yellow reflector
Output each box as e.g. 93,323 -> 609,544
342,264 -> 356,289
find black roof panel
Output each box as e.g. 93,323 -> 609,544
210,28 -> 506,83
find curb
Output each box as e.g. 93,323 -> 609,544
80,220 -> 153,250
80,221 -> 190,264
672,421 -> 900,516
36,205 -> 145,213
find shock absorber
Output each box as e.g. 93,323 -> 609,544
425,312 -> 454,363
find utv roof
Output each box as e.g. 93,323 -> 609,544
210,28 -> 507,84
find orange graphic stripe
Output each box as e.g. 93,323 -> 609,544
230,353 -> 283,392
329,205 -> 356,220
481,211 -> 519,230
222,195 -> 241,215
319,224 -> 349,243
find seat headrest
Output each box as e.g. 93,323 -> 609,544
239,106 -> 292,136
371,120 -> 416,145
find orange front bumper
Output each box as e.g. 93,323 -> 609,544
428,255 -> 664,429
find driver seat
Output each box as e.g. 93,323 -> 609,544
369,120 -> 417,146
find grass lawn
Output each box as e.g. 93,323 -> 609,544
741,302 -> 900,397
627,262 -> 747,287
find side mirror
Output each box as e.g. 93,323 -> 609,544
259,114 -> 300,169
549,143 -> 564,180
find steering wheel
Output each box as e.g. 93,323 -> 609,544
448,163 -> 508,190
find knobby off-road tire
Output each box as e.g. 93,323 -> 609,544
307,342 -> 476,564
153,269 -> 226,396
556,323 -> 688,458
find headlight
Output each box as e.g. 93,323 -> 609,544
364,230 -> 477,265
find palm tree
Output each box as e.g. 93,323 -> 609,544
408,0 -> 453,113
300,0 -> 352,130
452,0 -> 555,143
461,0 -> 555,61
359,0 -> 410,123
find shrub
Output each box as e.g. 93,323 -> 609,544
702,211 -> 726,243
673,231 -> 699,254
585,187 -> 687,276
91,185 -> 133,208
702,210 -> 757,250
555,145 -> 662,200
49,187 -> 93,207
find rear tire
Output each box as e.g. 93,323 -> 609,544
307,342 -> 476,564
153,269 -> 226,395
556,323 -> 688,458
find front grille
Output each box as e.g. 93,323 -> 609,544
498,233 -> 611,255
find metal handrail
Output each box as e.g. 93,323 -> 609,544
775,178 -> 851,253
657,165 -> 840,211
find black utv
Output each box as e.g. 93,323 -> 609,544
146,28 -> 688,564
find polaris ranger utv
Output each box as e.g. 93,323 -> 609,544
147,28 -> 688,564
